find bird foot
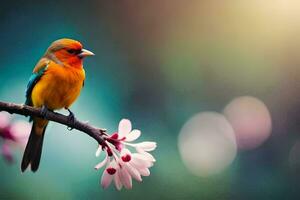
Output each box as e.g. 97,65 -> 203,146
40,106 -> 50,119
66,108 -> 76,131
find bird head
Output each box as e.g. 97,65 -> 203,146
45,38 -> 94,68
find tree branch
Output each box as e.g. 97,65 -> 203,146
0,101 -> 106,145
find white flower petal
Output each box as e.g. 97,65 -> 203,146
119,168 -> 132,189
134,142 -> 157,152
138,167 -> 150,176
124,163 -> 142,182
132,153 -> 149,160
120,148 -> 131,156
95,146 -> 102,157
131,156 -> 153,169
132,153 -> 154,167
101,170 -> 113,189
118,119 -> 132,138
125,129 -> 141,142
137,150 -> 156,162
94,154 -> 108,170
114,170 -> 123,190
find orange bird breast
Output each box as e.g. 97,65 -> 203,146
31,61 -> 85,110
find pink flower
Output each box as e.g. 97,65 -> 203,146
2,143 -> 13,163
0,112 -> 30,163
94,119 -> 157,190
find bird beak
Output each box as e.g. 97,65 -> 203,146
79,49 -> 95,58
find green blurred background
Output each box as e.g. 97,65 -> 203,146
1,0 -> 300,199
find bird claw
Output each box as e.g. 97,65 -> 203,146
40,106 -> 50,119
66,108 -> 76,131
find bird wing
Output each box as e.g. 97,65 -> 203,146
25,58 -> 50,106
33,58 -> 50,73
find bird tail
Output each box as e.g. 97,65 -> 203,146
21,118 -> 48,172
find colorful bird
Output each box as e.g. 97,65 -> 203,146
22,38 -> 94,172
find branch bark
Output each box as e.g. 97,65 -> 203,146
0,101 -> 106,144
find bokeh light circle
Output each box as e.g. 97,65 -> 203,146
9,120 -> 31,145
223,96 -> 272,150
0,111 -> 11,129
178,112 -> 237,177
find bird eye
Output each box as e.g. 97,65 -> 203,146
67,49 -> 76,54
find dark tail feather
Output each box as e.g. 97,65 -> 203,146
21,122 -> 47,172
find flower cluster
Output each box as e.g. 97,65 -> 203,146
95,119 -> 156,190
0,112 -> 30,163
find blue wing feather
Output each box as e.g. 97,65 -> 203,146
25,66 -> 47,106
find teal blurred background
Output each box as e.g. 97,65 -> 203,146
1,0 -> 300,199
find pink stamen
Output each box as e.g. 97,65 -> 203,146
106,148 -> 113,156
121,154 -> 131,162
115,142 -> 123,152
110,132 -> 119,140
106,167 -> 116,175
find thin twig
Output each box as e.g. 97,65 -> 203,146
0,101 -> 106,145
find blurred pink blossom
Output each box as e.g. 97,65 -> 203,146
0,112 -> 30,163
95,119 -> 156,190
